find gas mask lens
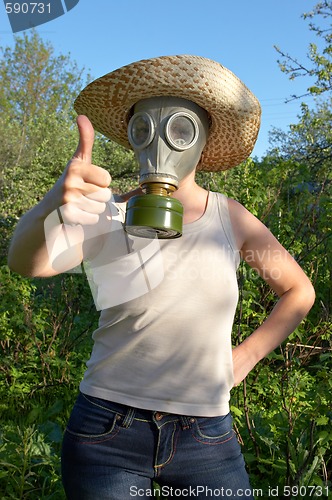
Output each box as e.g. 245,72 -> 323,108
128,111 -> 199,152
165,112 -> 199,151
128,112 -> 155,150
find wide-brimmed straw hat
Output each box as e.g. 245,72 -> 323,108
74,55 -> 261,171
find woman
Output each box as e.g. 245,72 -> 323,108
8,55 -> 315,499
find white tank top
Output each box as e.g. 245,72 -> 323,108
80,192 -> 240,417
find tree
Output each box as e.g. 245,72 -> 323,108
200,7 -> 332,484
0,31 -> 137,261
0,31 -> 84,169
269,2 -> 332,320
274,1 -> 332,99
0,32 -> 86,259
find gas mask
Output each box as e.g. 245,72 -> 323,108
124,96 -> 210,238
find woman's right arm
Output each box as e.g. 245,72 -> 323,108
7,116 -> 112,278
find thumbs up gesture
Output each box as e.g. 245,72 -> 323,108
57,115 -> 112,226
8,115 -> 113,277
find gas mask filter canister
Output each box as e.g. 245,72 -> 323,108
124,97 -> 209,239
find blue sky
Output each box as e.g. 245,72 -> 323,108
0,0 -> 321,158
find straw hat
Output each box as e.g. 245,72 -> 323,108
74,55 -> 261,171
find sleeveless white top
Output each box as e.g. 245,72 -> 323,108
80,192 -> 240,417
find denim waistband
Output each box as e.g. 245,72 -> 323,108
80,392 -> 195,430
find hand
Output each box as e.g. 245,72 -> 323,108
53,115 -> 112,225
232,343 -> 258,386
42,116 -> 113,272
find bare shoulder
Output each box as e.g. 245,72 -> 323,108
227,197 -> 285,255
227,197 -> 254,222
227,197 -> 268,252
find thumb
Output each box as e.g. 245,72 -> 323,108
73,115 -> 95,162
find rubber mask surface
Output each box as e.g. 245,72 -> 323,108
125,97 -> 209,239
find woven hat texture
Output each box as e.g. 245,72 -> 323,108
74,55 -> 261,171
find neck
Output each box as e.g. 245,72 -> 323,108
172,171 -> 209,224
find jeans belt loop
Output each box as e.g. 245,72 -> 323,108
179,415 -> 191,430
121,407 -> 136,428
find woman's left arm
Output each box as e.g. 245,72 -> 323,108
228,199 -> 316,385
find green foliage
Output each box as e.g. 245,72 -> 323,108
0,265 -> 98,412
231,348 -> 332,496
0,31 -> 137,261
0,32 -> 138,498
1,19 -> 331,499
92,132 -> 138,194
199,145 -> 332,497
274,0 -> 332,98
210,114 -> 331,493
197,97 -> 332,493
0,31 -> 84,168
0,423 -> 64,499
0,266 -> 97,498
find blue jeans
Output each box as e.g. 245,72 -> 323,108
61,392 -> 253,499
